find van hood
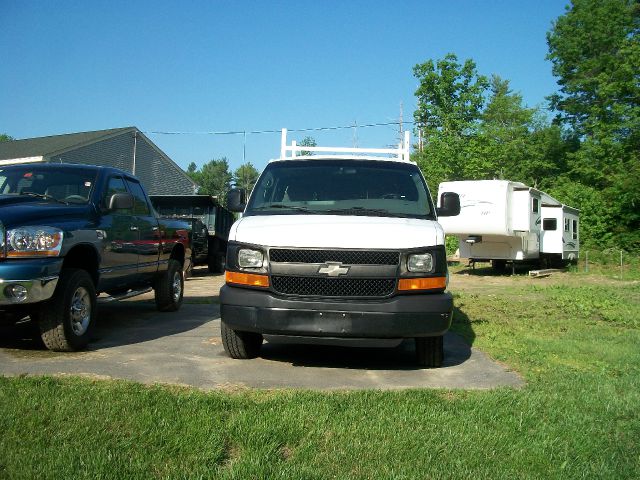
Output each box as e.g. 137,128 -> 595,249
230,215 -> 444,249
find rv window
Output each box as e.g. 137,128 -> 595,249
572,220 -> 578,239
564,218 -> 570,232
543,218 -> 557,231
532,198 -> 539,213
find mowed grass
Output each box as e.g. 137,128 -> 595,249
1,272 -> 639,479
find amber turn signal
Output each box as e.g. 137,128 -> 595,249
225,271 -> 270,288
398,277 -> 446,291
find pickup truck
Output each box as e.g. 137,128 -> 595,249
0,163 -> 191,351
220,130 -> 460,367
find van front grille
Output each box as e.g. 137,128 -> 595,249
269,249 -> 399,266
271,276 -> 395,298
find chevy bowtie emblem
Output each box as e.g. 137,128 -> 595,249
318,262 -> 350,277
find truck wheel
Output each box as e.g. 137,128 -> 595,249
221,321 -> 262,359
415,335 -> 444,368
36,268 -> 97,352
154,259 -> 184,312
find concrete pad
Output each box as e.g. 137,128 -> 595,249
0,270 -> 523,390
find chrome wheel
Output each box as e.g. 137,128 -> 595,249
69,286 -> 91,336
172,271 -> 182,302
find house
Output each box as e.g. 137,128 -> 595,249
0,127 -> 197,195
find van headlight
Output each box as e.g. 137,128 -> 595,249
407,252 -> 433,272
238,248 -> 264,268
6,226 -> 64,257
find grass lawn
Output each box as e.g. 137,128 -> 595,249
1,267 -> 639,479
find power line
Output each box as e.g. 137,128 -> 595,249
143,121 -> 415,136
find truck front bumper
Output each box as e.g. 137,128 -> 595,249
0,258 -> 63,306
220,285 -> 453,338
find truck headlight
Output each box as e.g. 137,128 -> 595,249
407,253 -> 433,272
6,226 -> 64,257
238,248 -> 264,268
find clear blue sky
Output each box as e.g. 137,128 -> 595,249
1,0 -> 569,174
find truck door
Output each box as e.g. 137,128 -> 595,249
124,178 -> 161,278
99,175 -> 139,290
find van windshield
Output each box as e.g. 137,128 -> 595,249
245,160 -> 435,219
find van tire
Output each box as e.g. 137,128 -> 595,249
221,321 -> 262,359
37,268 -> 97,352
415,335 -> 444,368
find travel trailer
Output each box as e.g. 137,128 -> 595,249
437,180 -> 579,270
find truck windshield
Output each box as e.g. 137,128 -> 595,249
0,166 -> 97,204
245,160 -> 435,219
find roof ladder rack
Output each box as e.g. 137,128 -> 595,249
280,128 -> 411,162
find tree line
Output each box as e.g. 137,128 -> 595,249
413,0 -> 639,250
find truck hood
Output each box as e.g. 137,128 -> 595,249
0,198 -> 91,228
230,215 -> 444,249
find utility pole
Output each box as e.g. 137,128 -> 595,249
398,101 -> 404,144
132,131 -> 138,175
352,120 -> 358,148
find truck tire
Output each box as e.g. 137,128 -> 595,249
221,320 -> 262,359
154,259 -> 184,312
36,268 -> 97,352
415,335 -> 444,368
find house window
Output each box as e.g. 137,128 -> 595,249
564,218 -> 570,232
543,218 -> 557,231
572,220 -> 578,240
532,197 -> 539,213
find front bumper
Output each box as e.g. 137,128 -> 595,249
220,285 -> 453,338
0,258 -> 63,305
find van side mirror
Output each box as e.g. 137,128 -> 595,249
227,188 -> 246,212
436,192 -> 460,217
108,192 -> 134,211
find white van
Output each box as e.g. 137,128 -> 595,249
220,130 -> 460,367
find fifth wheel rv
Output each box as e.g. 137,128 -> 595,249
437,180 -> 579,270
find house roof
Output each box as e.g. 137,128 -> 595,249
0,127 -> 135,160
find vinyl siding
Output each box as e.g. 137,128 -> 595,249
47,131 -> 195,195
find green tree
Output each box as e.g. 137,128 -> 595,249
412,53 -> 489,192
547,0 -> 640,248
467,76 -> 570,188
299,136 -> 317,156
186,162 -> 197,174
196,158 -> 232,201
233,162 -> 259,193
0,133 -> 14,142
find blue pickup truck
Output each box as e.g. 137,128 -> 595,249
0,163 -> 191,351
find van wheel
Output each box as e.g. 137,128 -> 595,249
154,259 -> 184,312
221,321 -> 262,359
36,268 -> 97,352
415,335 -> 444,368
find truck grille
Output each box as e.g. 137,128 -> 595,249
271,276 -> 396,298
269,249 -> 399,265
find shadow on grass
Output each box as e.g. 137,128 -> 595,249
451,306 -> 476,347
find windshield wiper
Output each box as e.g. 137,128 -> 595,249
253,204 -> 319,214
21,192 -> 69,205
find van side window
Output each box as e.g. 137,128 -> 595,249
542,218 -> 557,231
532,198 -> 539,213
572,220 -> 578,239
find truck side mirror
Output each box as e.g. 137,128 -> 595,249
436,192 -> 460,217
227,188 -> 246,212
108,192 -> 134,211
